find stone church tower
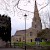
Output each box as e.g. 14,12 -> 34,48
32,0 -> 42,38
11,0 -> 42,42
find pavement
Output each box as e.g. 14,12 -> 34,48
0,48 -> 33,50
0,48 -> 24,50
0,45 -> 50,50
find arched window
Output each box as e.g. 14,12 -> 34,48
30,32 -> 32,36
31,39 -> 32,42
35,25 -> 36,28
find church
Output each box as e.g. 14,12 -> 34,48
11,0 -> 42,43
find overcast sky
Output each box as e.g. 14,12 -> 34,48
0,0 -> 50,35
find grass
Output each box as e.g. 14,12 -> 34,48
11,41 -> 50,47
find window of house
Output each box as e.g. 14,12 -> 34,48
30,32 -> 32,36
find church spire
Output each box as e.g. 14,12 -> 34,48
32,0 -> 41,22
34,0 -> 38,12
32,0 -> 42,31
34,0 -> 39,19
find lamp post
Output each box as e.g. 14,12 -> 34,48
24,14 -> 27,50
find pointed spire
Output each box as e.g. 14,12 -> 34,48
35,0 -> 37,6
34,0 -> 39,15
34,0 -> 40,20
32,0 -> 42,27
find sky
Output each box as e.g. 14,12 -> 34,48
0,0 -> 50,35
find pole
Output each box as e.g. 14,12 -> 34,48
24,14 -> 27,50
25,16 -> 26,50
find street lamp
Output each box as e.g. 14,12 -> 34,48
24,14 -> 27,50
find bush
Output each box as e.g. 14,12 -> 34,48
26,42 -> 36,46
40,42 -> 46,46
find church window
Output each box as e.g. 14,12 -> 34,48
16,38 -> 18,42
31,39 -> 32,42
35,25 -> 36,28
30,32 -> 32,36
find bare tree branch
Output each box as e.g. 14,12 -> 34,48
13,0 -> 49,13
14,0 -> 33,13
0,0 -> 49,16
39,3 -> 49,11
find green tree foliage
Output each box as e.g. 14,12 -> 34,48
37,28 -> 50,41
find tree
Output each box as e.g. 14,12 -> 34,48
42,11 -> 50,28
0,0 -> 49,16
0,0 -> 50,35
37,28 -> 50,41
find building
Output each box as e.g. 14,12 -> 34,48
0,14 -> 11,42
11,0 -> 42,43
